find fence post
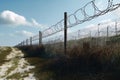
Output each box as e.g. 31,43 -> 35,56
23,41 -> 25,46
98,23 -> 100,37
97,24 -> 100,46
39,31 -> 42,46
106,26 -> 109,45
107,26 -> 109,38
19,43 -> 20,46
78,30 -> 80,38
64,12 -> 67,55
26,39 -> 28,46
21,42 -> 23,46
115,22 -> 118,36
89,31 -> 91,38
20,42 -> 22,46
30,37 -> 32,46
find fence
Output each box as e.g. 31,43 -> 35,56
16,0 -> 120,50
17,31 -> 42,46
17,20 -> 120,44
42,20 -> 120,46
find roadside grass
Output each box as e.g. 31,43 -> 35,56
19,45 -> 46,57
0,47 -> 36,79
25,57 -> 55,80
17,45 -> 56,79
6,58 -> 19,76
0,47 -> 12,66
7,73 -> 22,79
39,44 -> 120,80
18,41 -> 120,80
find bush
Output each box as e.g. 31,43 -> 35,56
18,45 -> 46,57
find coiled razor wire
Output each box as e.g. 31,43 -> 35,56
42,0 -> 120,38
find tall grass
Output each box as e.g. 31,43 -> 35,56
41,42 -> 120,80
0,47 -> 12,66
18,45 -> 46,57
17,40 -> 120,80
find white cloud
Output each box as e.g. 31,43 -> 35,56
0,10 -> 27,25
16,30 -> 35,37
0,10 -> 42,27
31,18 -> 41,27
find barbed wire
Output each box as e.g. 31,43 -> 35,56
42,0 -> 120,38
42,20 -> 120,45
16,0 -> 120,46
17,18 -> 120,46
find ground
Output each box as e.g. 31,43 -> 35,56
0,46 -> 120,80
0,47 -> 36,80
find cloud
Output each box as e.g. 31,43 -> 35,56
15,30 -> 35,37
0,10 -> 27,25
31,18 -> 41,27
0,10 -> 42,27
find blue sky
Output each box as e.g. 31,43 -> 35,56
0,0 -> 120,46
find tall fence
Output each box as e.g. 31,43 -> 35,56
16,20 -> 120,54
16,0 -> 120,49
17,31 -> 42,46
42,20 -> 120,46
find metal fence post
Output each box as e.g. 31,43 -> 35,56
39,31 -> 42,46
30,37 -> 32,46
64,12 -> 67,55
97,24 -> 100,46
106,26 -> 109,45
98,24 -> 100,37
23,41 -> 25,46
21,42 -> 22,46
22,41 -> 24,46
26,39 -> 28,46
107,26 -> 109,38
115,22 -> 118,36
78,30 -> 80,38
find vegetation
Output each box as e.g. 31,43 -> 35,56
18,45 -> 46,57
41,43 -> 120,80
17,35 -> 120,80
0,47 -> 12,66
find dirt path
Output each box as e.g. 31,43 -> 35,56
0,47 -> 36,80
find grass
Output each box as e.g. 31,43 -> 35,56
41,43 -> 120,80
25,57 -> 55,80
6,58 -> 19,76
7,73 -> 22,79
18,45 -> 46,57
0,47 -> 12,66
17,36 -> 120,80
0,47 -> 36,79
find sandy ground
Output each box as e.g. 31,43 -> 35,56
0,47 -> 36,80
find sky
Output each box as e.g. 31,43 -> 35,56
0,0 -> 120,46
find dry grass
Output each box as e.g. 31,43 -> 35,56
0,47 -> 12,66
18,45 -> 46,57
41,42 -> 120,80
17,40 -> 120,80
